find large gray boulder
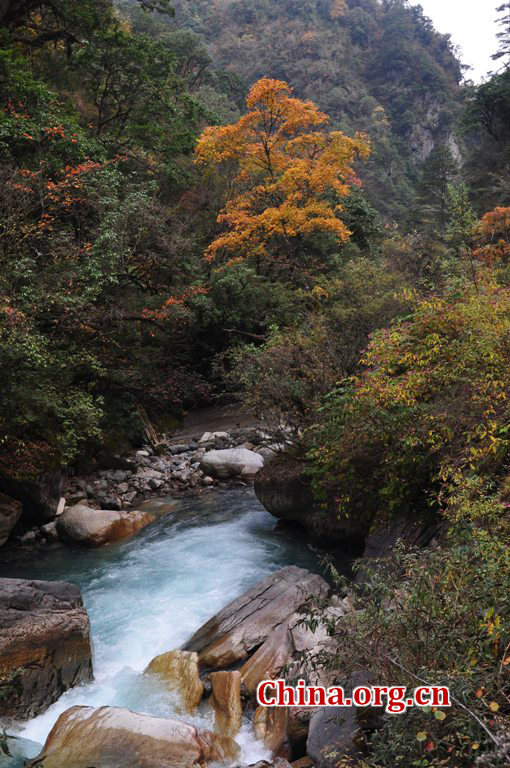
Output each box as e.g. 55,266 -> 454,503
182,566 -> 329,670
0,492 -> 22,546
307,705 -> 362,767
200,448 -> 264,481
255,456 -> 370,546
0,578 -> 92,720
27,705 -> 240,768
57,505 -> 154,548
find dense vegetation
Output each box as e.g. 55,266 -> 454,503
2,0 -> 510,765
168,0 -> 464,223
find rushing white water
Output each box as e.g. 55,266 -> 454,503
1,488 -> 320,764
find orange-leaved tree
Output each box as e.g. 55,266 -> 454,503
195,78 -> 370,277
474,206 -> 510,265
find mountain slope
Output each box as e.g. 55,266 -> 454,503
166,0 -> 463,221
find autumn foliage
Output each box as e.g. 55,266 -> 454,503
195,78 -> 370,273
475,206 -> 510,264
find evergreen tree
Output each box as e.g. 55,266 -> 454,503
493,2 -> 510,68
416,143 -> 459,233
445,181 -> 476,257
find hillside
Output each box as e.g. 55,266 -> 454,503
165,0 -> 464,221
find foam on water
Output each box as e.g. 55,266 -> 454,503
1,488 -> 320,763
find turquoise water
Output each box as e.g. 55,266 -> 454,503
0,488 -> 321,764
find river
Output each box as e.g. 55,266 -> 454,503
0,487 -> 323,765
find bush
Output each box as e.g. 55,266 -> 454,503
307,275 -> 510,521
314,523 -> 510,767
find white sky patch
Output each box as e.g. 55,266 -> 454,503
409,0 -> 500,82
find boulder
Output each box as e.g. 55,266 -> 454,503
255,457 -> 369,547
200,449 -> 264,481
240,621 -> 293,696
290,758 -> 313,768
254,705 -> 290,757
0,468 -> 65,524
199,432 -> 229,444
210,670 -> 242,737
257,445 -> 284,463
144,651 -> 203,714
182,566 -> 328,670
27,705 -> 240,768
355,515 -> 442,584
306,706 -> 362,767
40,521 -> 60,542
0,493 -> 22,546
56,505 -> 154,547
241,604 -> 346,696
287,708 -> 313,757
0,578 -> 92,720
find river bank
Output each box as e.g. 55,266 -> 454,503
0,486 -> 326,766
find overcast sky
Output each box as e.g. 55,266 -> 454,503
409,0 -> 500,81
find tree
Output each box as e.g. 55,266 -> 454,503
474,206 -> 510,264
416,142 -> 459,233
73,29 -> 201,156
493,2 -> 510,68
445,181 -> 476,257
330,0 -> 347,19
0,1 -> 173,53
195,78 -> 370,279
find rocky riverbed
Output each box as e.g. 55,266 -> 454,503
2,566 -> 354,768
5,423 -> 284,550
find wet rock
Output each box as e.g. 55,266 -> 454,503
254,705 -> 290,757
0,578 -> 92,720
56,505 -> 154,548
145,651 -> 203,714
241,604 -> 345,697
0,492 -> 22,547
240,621 -> 293,696
182,566 -> 328,670
200,449 -> 264,481
27,705 -> 240,768
210,670 -> 242,737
